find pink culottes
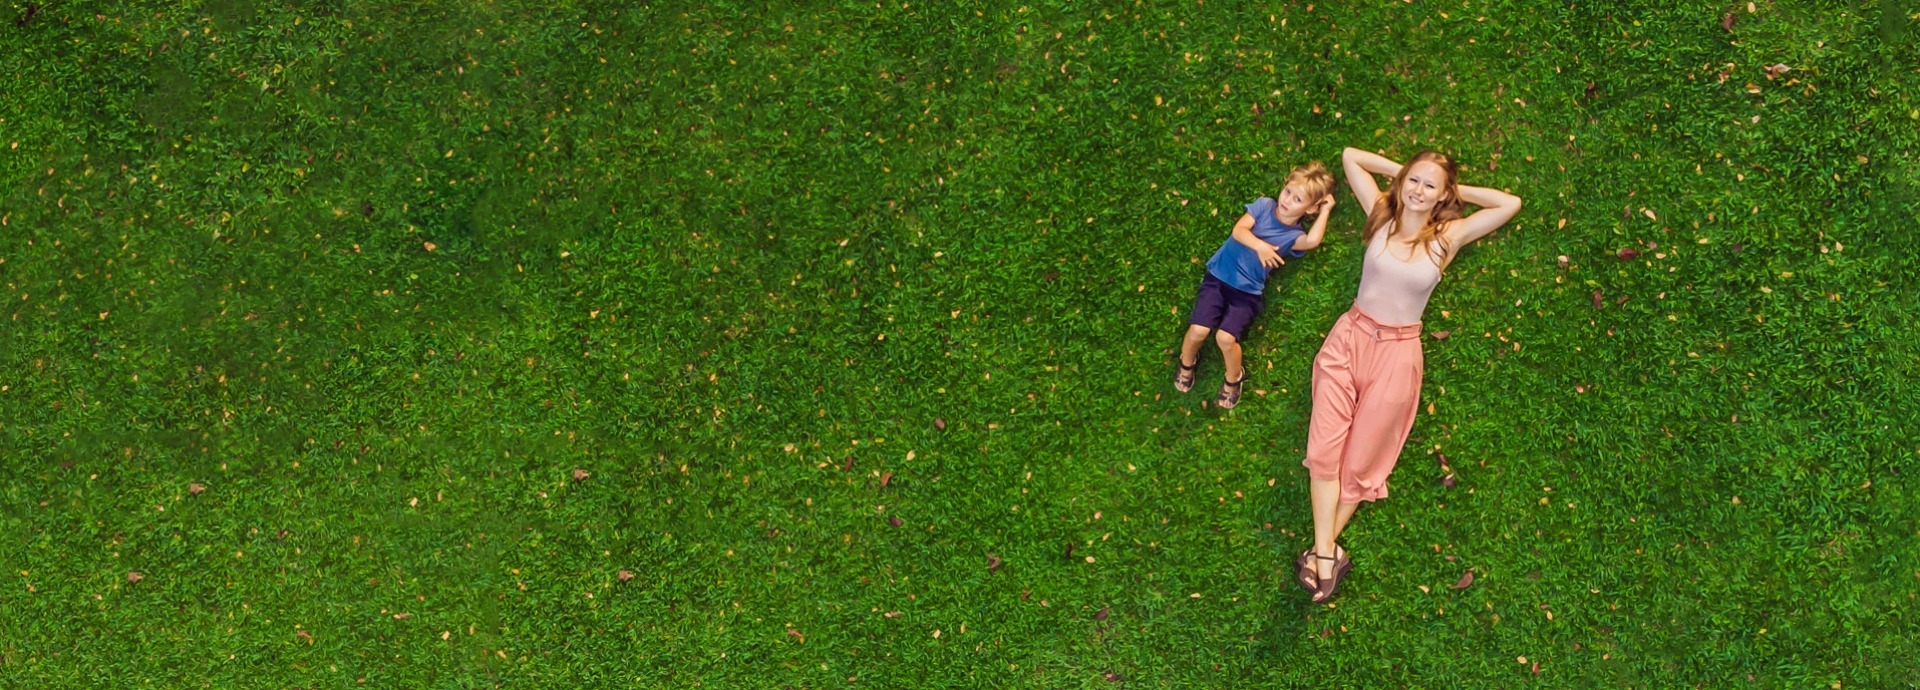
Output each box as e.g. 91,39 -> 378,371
1304,306 -> 1425,503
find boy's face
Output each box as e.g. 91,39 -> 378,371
1276,182 -> 1319,221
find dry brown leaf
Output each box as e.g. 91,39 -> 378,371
1452,570 -> 1475,589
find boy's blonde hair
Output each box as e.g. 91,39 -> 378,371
1287,161 -> 1336,207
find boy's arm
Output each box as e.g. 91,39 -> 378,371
1228,213 -> 1286,268
1290,195 -> 1336,252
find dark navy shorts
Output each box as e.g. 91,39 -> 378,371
1187,272 -> 1264,341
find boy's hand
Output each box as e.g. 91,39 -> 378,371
1255,243 -> 1285,268
1316,195 -> 1336,215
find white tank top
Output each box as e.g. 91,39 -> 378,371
1353,225 -> 1444,326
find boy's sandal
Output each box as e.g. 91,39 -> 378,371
1174,360 -> 1198,393
1216,373 -> 1248,409
1311,548 -> 1353,603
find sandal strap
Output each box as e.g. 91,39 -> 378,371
1218,376 -> 1246,406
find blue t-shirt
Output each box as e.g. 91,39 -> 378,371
1205,197 -> 1306,295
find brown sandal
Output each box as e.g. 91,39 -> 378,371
1174,359 -> 1198,392
1310,548 -> 1353,603
1295,550 -> 1318,591
1217,373 -> 1247,409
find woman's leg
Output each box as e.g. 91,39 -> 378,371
1333,501 -> 1360,538
1304,315 -> 1358,581
1316,337 -> 1422,581
1311,489 -> 1362,582
1335,340 -> 1423,504
1311,478 -> 1343,564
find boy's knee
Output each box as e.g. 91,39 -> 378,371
1185,324 -> 1213,340
1214,331 -> 1239,348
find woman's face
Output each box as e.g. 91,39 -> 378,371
1398,160 -> 1451,212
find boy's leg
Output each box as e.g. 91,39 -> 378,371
1179,324 -> 1211,368
1174,325 -> 1210,392
1180,275 -> 1230,392
1214,289 -> 1261,384
1214,330 -> 1250,408
1213,330 -> 1244,382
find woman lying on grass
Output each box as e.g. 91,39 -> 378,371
1295,147 -> 1523,603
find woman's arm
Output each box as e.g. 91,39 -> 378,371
1290,195 -> 1336,252
1341,147 -> 1401,214
1229,213 -> 1286,268
1442,184 -> 1523,248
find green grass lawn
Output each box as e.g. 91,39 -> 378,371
3,0 -> 1918,686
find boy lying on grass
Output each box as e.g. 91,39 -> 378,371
1174,161 -> 1335,408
